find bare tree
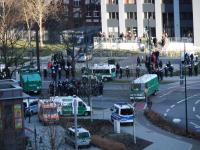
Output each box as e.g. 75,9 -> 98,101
0,0 -> 26,78
24,0 -> 58,47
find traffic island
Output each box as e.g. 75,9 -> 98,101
60,118 -> 152,150
144,110 -> 200,141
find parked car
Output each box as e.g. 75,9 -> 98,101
65,126 -> 91,147
76,52 -> 92,62
23,97 -> 39,115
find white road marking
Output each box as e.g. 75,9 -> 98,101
166,109 -> 170,113
193,107 -> 196,112
177,95 -> 198,104
170,105 -> 175,108
195,100 -> 200,105
190,122 -> 200,129
159,90 -> 174,98
195,114 -> 200,120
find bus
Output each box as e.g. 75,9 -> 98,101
130,74 -> 159,100
20,67 -> 42,94
91,64 -> 116,81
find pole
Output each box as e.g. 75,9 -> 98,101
73,95 -> 78,150
34,125 -> 37,150
184,42 -> 188,134
132,106 -> 136,144
72,32 -> 76,78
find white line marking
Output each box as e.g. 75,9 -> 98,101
159,90 -> 174,98
166,109 -> 170,113
196,114 -> 200,120
170,105 -> 175,108
195,100 -> 200,105
164,113 -> 167,117
193,107 -> 196,112
190,122 -> 200,129
177,95 -> 198,104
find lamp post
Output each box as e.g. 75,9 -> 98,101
183,41 -> 188,135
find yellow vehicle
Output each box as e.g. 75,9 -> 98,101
38,100 -> 59,125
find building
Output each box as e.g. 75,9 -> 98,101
101,0 -> 200,46
58,0 -> 101,28
0,79 -> 29,150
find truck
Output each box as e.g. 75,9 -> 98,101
51,96 -> 91,116
130,74 -> 159,100
20,67 -> 42,94
38,100 -> 59,125
90,64 -> 116,81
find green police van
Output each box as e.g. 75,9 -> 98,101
130,74 -> 159,100
20,67 -> 42,94
91,64 -> 116,81
51,96 -> 91,116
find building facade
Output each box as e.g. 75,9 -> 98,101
58,0 -> 101,28
101,0 -> 200,46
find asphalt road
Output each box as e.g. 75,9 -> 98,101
152,80 -> 200,133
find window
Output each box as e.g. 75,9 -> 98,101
124,0 -> 136,4
127,12 -> 137,20
121,109 -> 133,115
144,0 -> 155,3
144,12 -> 155,19
73,0 -> 80,7
109,12 -> 119,19
107,0 -> 118,4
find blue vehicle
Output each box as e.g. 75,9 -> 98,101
23,97 -> 39,115
111,102 -> 134,124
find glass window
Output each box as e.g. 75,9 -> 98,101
121,109 -> 133,115
78,132 -> 90,139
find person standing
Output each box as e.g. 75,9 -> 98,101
194,64 -> 198,76
136,65 -> 140,78
125,66 -> 130,78
116,63 -> 120,78
119,67 -> 123,79
58,66 -> 62,80
137,56 -> 141,66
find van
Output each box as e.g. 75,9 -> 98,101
111,102 -> 134,125
51,96 -> 91,116
65,126 -> 91,147
38,100 -> 59,125
23,97 -> 39,115
130,74 -> 159,100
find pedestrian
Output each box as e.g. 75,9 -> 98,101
188,65 -> 192,76
26,109 -> 31,123
159,60 -> 163,68
147,98 -> 152,110
164,66 -> 168,77
125,66 -> 130,78
136,65 -> 140,78
65,66 -> 69,78
99,80 -> 104,95
119,67 -> 123,79
159,68 -> 163,80
137,56 -> 141,66
194,64 -> 198,76
169,65 -> 173,77
43,67 -> 47,79
116,63 -> 120,77
58,66 -> 62,80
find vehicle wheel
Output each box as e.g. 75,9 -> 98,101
84,111 -> 89,116
153,91 -> 157,96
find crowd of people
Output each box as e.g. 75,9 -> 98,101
49,78 -> 104,97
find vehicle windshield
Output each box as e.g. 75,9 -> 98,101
121,108 -> 133,115
78,132 -> 90,139
93,69 -> 110,74
132,83 -> 141,90
44,108 -> 57,115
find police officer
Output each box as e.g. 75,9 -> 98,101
164,66 -> 168,77
136,65 -> 140,78
188,65 -> 192,76
125,66 -> 130,78
43,66 -> 47,79
159,68 -> 163,80
194,64 -> 198,76
99,81 -> 104,95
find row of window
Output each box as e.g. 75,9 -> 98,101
109,12 -> 155,20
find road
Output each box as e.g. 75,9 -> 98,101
152,79 -> 200,133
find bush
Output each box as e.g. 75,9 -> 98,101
91,135 -> 126,150
144,110 -> 200,141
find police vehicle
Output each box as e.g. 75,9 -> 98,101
111,102 -> 134,125
23,97 -> 39,115
65,126 -> 91,147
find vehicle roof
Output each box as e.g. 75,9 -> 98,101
21,73 -> 41,82
92,64 -> 116,70
39,100 -> 57,108
51,96 -> 83,103
133,74 -> 157,84
114,102 -> 134,109
68,126 -> 90,134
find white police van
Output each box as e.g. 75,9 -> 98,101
111,102 -> 134,124
65,126 -> 91,147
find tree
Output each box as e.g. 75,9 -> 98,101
0,0 -> 26,78
24,0 -> 57,47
